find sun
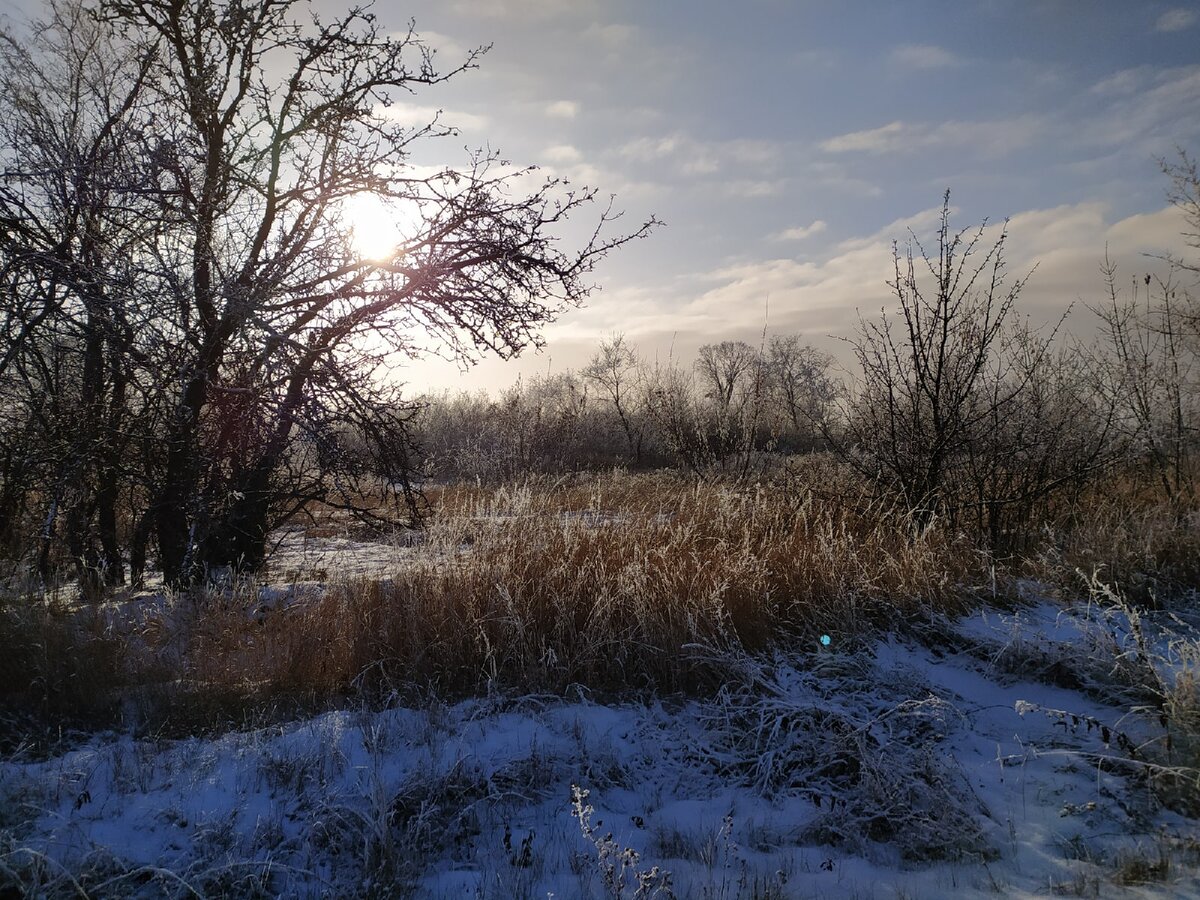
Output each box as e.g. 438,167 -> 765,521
342,192 -> 422,261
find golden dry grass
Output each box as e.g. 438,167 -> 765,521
3,466 -> 1196,732
181,470 -> 981,697
1036,471 -> 1200,605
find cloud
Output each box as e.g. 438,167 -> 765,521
543,144 -> 583,164
545,99 -> 579,119
405,202 -> 1196,393
448,0 -> 596,19
1156,8 -> 1197,32
412,29 -> 470,62
617,132 -> 783,179
805,161 -> 883,197
678,203 -> 1194,351
721,178 -> 790,198
618,135 -> 684,162
1078,66 -> 1200,153
1090,66 -> 1155,96
890,44 -> 963,69
820,121 -> 907,153
774,221 -> 828,242
374,103 -> 489,131
582,22 -> 640,49
791,48 -> 839,69
820,117 -> 1042,157
834,204 -> 952,252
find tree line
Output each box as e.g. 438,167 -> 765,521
418,177 -> 1200,554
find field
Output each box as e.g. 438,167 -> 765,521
2,470 -> 1198,898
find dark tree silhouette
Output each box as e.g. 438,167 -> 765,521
0,0 -> 657,586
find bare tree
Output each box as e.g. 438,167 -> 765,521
0,0 -> 160,589
1092,260 -> 1198,503
582,333 -> 644,464
695,341 -> 757,418
0,0 -> 657,585
764,335 -> 837,452
1162,149 -> 1200,278
840,192 -> 1035,529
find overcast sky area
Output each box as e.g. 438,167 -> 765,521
11,0 -> 1200,392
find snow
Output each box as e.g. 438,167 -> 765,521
3,596 -> 1198,897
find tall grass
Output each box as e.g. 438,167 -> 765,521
4,466 -> 1196,730
185,472 -> 980,697
1040,473 -> 1200,605
2,472 -> 981,730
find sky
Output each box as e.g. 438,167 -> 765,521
353,0 -> 1200,392
8,0 -> 1200,391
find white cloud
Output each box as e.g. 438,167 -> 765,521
773,221 -> 828,242
820,121 -> 907,153
618,133 -> 782,178
890,44 -> 963,69
1156,8 -> 1197,32
583,22 -> 640,49
682,156 -> 720,176
543,144 -> 583,164
373,103 -> 489,131
545,100 -> 580,119
1090,67 -> 1155,96
404,202 -> 1197,393
412,29 -> 470,62
791,48 -> 839,69
1077,66 -> 1200,153
721,178 -> 790,198
678,203 -> 1194,351
820,117 -> 1042,157
834,204 -> 952,252
619,135 -> 684,162
448,0 -> 596,19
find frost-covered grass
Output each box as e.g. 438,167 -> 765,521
1,471 -> 1199,896
1,473 -> 982,727
2,599 -> 1198,897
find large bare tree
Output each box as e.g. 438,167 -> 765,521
0,0 -> 656,586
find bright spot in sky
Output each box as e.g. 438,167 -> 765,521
342,192 -> 422,261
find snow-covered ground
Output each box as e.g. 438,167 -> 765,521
3,597 -> 1198,898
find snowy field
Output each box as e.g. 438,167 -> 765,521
3,587 -> 1198,898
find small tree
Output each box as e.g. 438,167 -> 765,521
1092,261 -> 1198,503
582,333 -> 645,465
840,192 -> 1035,530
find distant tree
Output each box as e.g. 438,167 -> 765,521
695,341 -> 758,419
582,334 -> 645,464
764,335 -> 837,451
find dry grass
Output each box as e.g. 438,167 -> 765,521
181,471 -> 980,697
0,596 -> 126,745
1038,472 -> 1200,605
4,465 -> 1197,734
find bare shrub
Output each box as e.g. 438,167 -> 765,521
1092,258 -> 1199,505
839,192 -> 1114,550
